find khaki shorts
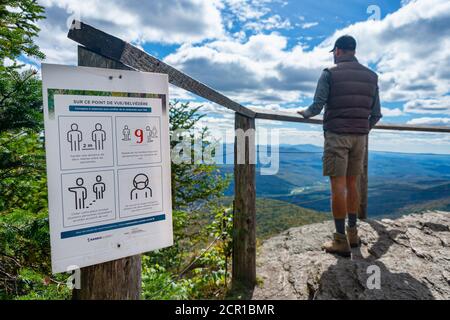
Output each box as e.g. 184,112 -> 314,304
322,131 -> 367,177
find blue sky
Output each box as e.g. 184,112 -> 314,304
32,0 -> 450,153
143,1 -> 402,57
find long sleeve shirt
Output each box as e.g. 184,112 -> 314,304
302,70 -> 382,129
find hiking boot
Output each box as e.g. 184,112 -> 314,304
346,226 -> 361,248
322,232 -> 351,257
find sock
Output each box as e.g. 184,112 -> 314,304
334,218 -> 346,235
348,213 -> 357,228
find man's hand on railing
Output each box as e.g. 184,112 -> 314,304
297,108 -> 309,119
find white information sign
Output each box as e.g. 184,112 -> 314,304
42,64 -> 173,273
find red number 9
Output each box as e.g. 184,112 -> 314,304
135,129 -> 143,144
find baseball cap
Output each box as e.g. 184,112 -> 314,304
329,35 -> 357,52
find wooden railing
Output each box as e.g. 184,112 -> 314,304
67,20 -> 450,299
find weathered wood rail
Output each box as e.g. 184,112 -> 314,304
67,20 -> 450,299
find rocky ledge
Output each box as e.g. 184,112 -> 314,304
252,211 -> 450,300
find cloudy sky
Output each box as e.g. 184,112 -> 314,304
31,0 -> 450,154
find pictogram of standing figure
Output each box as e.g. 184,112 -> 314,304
93,175 -> 106,200
67,123 -> 82,151
68,178 -> 87,210
122,125 -> 131,141
92,123 -> 106,150
130,173 -> 152,200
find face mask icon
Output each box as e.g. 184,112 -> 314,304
136,182 -> 146,189
130,173 -> 152,200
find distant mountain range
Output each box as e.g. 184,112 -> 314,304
219,144 -> 450,219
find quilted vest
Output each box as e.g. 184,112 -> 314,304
324,54 -> 378,134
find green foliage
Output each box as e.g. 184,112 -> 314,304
0,69 -> 43,131
0,208 -> 58,299
141,260 -> 192,300
0,0 -> 45,72
0,1 -> 52,299
0,71 -> 45,214
13,269 -> 70,300
0,1 -> 46,212
220,196 -> 330,241
255,198 -> 330,240
0,131 -> 46,211
169,101 -> 229,208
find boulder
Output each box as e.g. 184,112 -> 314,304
252,211 -> 450,300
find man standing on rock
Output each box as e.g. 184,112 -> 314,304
298,35 -> 382,257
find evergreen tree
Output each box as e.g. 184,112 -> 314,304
0,0 -> 45,72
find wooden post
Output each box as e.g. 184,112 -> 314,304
358,134 -> 369,220
72,257 -> 141,300
72,46 -> 141,300
232,113 -> 256,292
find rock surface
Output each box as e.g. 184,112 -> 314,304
252,211 -> 450,300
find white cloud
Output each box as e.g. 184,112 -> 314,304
406,117 -> 450,126
223,0 -> 271,22
164,32 -> 328,105
43,0 -> 224,44
169,84 -> 196,101
401,0 -> 417,6
222,0 -> 293,40
244,14 -> 292,31
320,0 -> 450,104
404,96 -> 450,115
185,101 -> 235,119
36,0 -> 225,64
369,130 -> 450,154
381,107 -> 403,117
300,22 -> 319,29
